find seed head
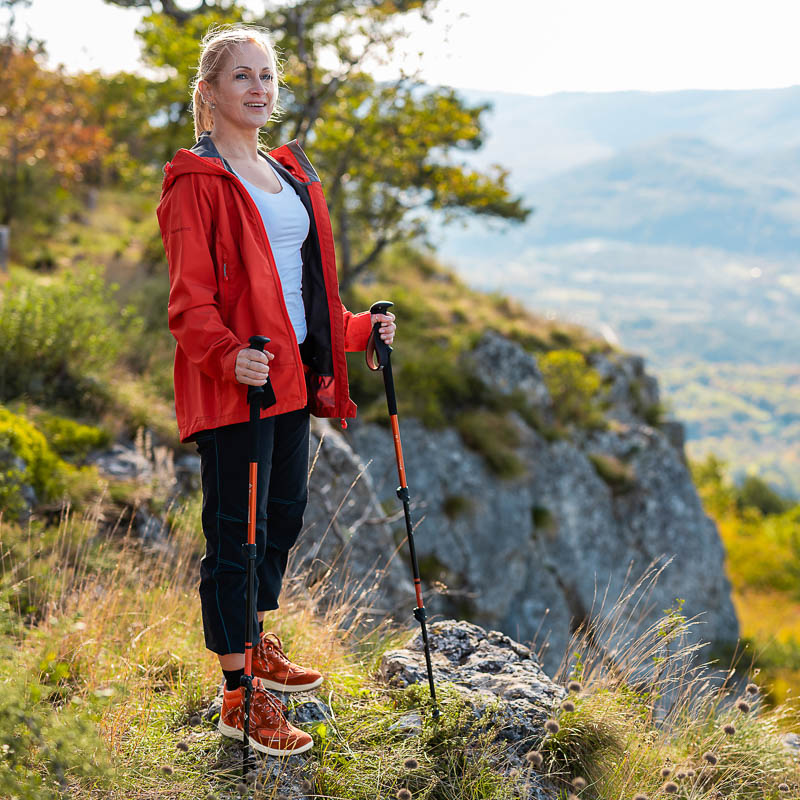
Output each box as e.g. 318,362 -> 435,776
702,751 -> 718,766
236,782 -> 247,796
567,680 -> 582,693
189,714 -> 202,726
561,699 -> 576,713
300,779 -> 314,793
525,749 -> 543,768
746,682 -> 759,695
176,740 -> 189,752
660,766 -> 671,778
686,768 -> 695,778
675,770 -> 686,780
161,765 -> 174,775
403,757 -> 419,770
544,718 -> 560,734
633,795 -> 649,800
736,699 -> 751,713
778,784 -> 790,793
275,795 -> 289,800
662,782 -> 678,794
722,723 -> 736,736
572,776 -> 586,790
396,789 -> 412,800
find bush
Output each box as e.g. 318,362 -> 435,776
30,411 -> 110,461
0,270 -> 142,412
539,349 -> 606,429
736,475 -> 792,516
0,406 -> 68,515
455,411 -> 526,479
588,453 -> 637,495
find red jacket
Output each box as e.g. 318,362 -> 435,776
157,133 -> 372,442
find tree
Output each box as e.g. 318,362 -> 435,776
0,41 -> 110,225
106,0 -> 530,285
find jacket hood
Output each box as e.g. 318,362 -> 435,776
159,131 -> 317,199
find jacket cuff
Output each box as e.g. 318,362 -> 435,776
344,311 -> 374,352
222,346 -> 243,383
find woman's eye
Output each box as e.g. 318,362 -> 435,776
261,74 -> 273,82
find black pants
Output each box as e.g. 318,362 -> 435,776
194,407 -> 310,655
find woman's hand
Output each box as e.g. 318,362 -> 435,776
235,347 -> 274,386
371,311 -> 396,346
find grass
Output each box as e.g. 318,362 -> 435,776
4,491 -> 800,798
692,454 -> 800,705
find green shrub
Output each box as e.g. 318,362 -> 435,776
30,411 -> 111,461
736,474 -> 792,516
588,452 -> 636,495
0,270 -> 142,411
442,494 -> 474,519
455,411 -> 526,479
539,349 -> 606,429
0,406 -> 68,515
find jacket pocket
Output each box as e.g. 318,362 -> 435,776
305,371 -> 336,417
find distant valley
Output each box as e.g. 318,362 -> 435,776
436,87 -> 800,496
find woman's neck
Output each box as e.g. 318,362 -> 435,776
209,123 -> 262,163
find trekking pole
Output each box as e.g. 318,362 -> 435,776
242,335 -> 277,776
366,301 -> 440,722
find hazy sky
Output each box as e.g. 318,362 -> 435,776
5,0 -> 800,95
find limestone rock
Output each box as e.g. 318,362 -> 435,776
381,619 -> 565,782
467,331 -> 554,419
348,408 -> 738,677
292,417 -> 414,619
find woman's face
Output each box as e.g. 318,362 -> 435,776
203,41 -> 278,133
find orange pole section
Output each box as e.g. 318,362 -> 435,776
390,415 -> 407,489
245,461 -> 258,674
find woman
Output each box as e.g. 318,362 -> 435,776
156,24 -> 396,756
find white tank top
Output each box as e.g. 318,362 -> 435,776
232,161 -> 310,344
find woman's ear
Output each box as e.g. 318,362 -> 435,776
197,78 -> 212,105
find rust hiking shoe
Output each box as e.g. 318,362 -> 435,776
218,678 -> 313,756
252,632 -> 323,693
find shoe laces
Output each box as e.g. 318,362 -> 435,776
251,678 -> 288,720
261,632 -> 292,666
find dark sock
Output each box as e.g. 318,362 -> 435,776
222,668 -> 245,692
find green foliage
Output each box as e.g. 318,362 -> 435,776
539,349 -> 606,429
0,406 -> 68,515
737,474 -> 792,516
442,494 -> 473,519
0,270 -> 142,412
588,452 -> 637,495
531,505 -> 556,536
125,1 -> 530,287
315,682 -> 516,800
455,411 -> 526,479
29,411 -> 110,461
0,648 -> 114,799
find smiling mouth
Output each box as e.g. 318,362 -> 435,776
245,103 -> 267,108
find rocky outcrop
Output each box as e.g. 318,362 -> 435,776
381,620 -> 564,745
347,334 -> 739,676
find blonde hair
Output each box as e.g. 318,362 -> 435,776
190,23 -> 281,142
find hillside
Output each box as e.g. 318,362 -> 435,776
3,187 -> 800,797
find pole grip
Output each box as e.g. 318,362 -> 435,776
366,300 -> 394,372
246,336 -> 277,409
